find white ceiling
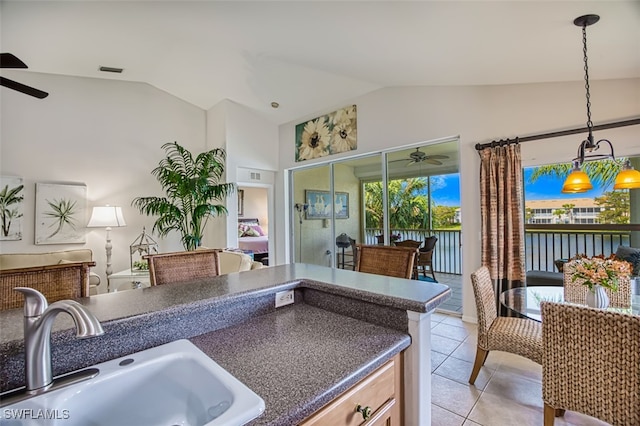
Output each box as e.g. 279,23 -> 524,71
1,1 -> 639,124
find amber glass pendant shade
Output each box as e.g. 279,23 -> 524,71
562,164 -> 593,193
613,160 -> 640,190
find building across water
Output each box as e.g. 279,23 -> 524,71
526,198 -> 603,224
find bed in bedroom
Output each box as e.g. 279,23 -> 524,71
238,218 -> 269,264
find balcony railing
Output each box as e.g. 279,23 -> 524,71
524,224 -> 637,272
364,224 -> 639,276
364,228 -> 462,274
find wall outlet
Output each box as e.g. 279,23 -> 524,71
275,290 -> 294,308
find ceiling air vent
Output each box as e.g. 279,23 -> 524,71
99,66 -> 123,73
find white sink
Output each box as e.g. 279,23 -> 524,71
1,339 -> 265,426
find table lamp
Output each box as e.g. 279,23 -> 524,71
87,205 -> 126,276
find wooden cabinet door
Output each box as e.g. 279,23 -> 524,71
300,353 -> 402,426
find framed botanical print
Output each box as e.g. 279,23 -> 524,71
35,182 -> 87,245
0,176 -> 24,241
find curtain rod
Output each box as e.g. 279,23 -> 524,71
474,117 -> 640,151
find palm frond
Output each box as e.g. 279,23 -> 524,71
133,141 -> 233,250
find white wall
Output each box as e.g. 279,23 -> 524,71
211,100 -> 279,252
277,78 -> 640,321
0,71 -> 206,292
239,187 -> 268,225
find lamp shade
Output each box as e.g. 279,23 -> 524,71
87,206 -> 126,228
613,160 -> 640,190
561,168 -> 593,194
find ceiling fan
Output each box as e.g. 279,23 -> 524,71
395,148 -> 449,166
0,53 -> 49,99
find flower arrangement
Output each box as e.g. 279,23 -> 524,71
571,254 -> 632,292
390,233 -> 402,242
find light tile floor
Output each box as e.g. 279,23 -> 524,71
430,312 -> 610,426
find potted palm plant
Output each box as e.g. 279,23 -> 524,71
132,142 -> 235,251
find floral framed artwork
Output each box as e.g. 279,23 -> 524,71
0,176 -> 25,241
295,105 -> 357,162
35,182 -> 87,245
305,190 -> 349,219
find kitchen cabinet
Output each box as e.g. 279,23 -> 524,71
300,353 -> 402,426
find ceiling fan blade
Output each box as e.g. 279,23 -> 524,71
426,155 -> 449,160
0,53 -> 28,69
426,159 -> 443,165
406,159 -> 417,166
0,76 -> 49,99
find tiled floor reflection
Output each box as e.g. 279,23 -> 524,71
430,312 -> 611,426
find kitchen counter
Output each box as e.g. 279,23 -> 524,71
190,303 -> 410,425
0,263 -> 450,424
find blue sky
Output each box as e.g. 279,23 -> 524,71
523,167 -> 607,200
426,168 -> 609,207
430,174 -> 461,207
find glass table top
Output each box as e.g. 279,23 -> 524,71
500,286 -> 640,322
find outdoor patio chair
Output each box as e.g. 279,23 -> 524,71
541,301 -> 640,425
469,266 -> 542,385
355,244 -> 416,279
395,239 -> 423,278
415,236 -> 437,281
145,249 -> 221,286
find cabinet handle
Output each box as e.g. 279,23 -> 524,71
355,404 -> 372,421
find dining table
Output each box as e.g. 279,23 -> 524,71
500,285 -> 640,322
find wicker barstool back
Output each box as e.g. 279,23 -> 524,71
146,249 -> 221,286
468,266 -> 542,385
355,244 -> 416,279
541,302 -> 640,425
0,262 -> 94,311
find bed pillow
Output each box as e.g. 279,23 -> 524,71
238,224 -> 250,237
615,245 -> 640,276
249,224 -> 265,236
241,227 -> 260,237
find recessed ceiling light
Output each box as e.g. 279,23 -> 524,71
99,66 -> 123,73
270,102 -> 279,109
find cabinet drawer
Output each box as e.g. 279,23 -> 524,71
300,354 -> 401,426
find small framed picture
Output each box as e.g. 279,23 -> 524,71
304,190 -> 349,219
238,189 -> 244,217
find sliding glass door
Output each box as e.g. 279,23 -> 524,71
290,138 -> 463,315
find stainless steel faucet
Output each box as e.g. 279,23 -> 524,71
14,287 -> 104,392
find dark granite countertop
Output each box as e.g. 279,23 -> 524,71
0,263 -> 451,343
190,303 -> 410,426
0,263 -> 449,423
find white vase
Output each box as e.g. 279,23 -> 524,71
586,284 -> 609,309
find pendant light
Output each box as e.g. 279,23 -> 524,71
561,14 -> 640,193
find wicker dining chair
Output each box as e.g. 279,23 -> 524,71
415,236 -> 437,281
355,244 -> 416,279
541,301 -> 640,426
469,266 -> 542,384
563,260 -> 632,308
145,249 -> 221,286
394,239 -> 422,278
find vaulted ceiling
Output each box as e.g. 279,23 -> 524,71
2,1 -> 639,124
